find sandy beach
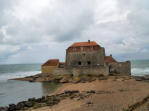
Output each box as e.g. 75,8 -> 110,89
23,76 -> 149,111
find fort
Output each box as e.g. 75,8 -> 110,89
42,40 -> 131,76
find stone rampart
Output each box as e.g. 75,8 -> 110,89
52,66 -> 109,76
108,61 -> 131,75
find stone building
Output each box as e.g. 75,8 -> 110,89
42,59 -> 59,74
42,40 -> 131,76
66,40 -> 105,68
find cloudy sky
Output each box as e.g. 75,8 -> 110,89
0,0 -> 149,64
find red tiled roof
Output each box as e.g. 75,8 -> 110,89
69,41 -> 99,48
104,56 -> 117,63
60,62 -> 65,65
59,62 -> 65,67
42,59 -> 59,66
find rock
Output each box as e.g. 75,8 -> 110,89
16,102 -> 25,110
98,76 -> 107,80
90,78 -> 96,82
117,78 -> 124,81
144,75 -> 149,80
133,76 -> 144,81
72,77 -> 81,83
28,97 -> 36,102
52,78 -> 61,83
84,93 -> 91,97
25,101 -> 33,107
35,98 -> 42,103
119,89 -> 128,92
70,95 -> 76,99
147,103 -> 149,110
46,101 -> 57,106
59,78 -> 69,83
29,80 -> 34,82
77,94 -> 86,100
96,90 -> 112,94
8,104 -> 16,111
64,90 -> 79,94
133,75 -> 149,82
87,101 -> 93,106
86,90 -> 96,94
57,93 -> 69,99
0,107 -> 8,111
46,97 -> 60,106
80,78 -> 89,83
40,96 -> 48,102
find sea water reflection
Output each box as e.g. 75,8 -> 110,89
0,80 -> 60,106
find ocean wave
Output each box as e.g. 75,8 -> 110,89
0,71 -> 41,81
131,68 -> 149,76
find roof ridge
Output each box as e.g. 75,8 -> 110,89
69,41 -> 99,48
42,59 -> 59,66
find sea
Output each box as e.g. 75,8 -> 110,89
0,60 -> 149,106
0,64 -> 60,107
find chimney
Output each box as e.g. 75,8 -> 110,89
110,54 -> 112,57
88,40 -> 90,43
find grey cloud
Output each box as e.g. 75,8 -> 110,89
0,0 -> 95,45
0,0 -> 149,64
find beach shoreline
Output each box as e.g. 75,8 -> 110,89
1,74 -> 149,111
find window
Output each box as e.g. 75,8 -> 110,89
82,53 -> 85,56
78,61 -> 81,65
87,61 -> 91,65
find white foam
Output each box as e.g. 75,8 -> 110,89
0,71 -> 41,81
131,68 -> 149,76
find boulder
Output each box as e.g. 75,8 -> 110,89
25,101 -> 33,107
64,90 -> 79,94
40,96 -> 48,102
35,98 -> 42,103
59,78 -> 69,83
133,76 -> 144,81
0,107 -> 8,111
46,97 -> 60,106
98,76 -> 107,80
52,78 -> 61,83
72,77 -> 80,83
16,102 -> 25,110
28,98 -> 36,102
29,80 -> 34,82
87,101 -> 93,106
8,104 -> 16,111
86,90 -> 96,94
96,90 -> 112,94
144,75 -> 149,80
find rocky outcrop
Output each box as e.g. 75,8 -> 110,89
0,90 -> 102,111
0,89 -> 114,111
133,75 -> 149,82
0,107 -> 8,111
10,73 -> 108,83
123,94 -> 149,111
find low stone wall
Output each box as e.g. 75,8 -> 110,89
52,66 -> 109,76
52,68 -> 72,75
41,65 -> 58,74
109,61 -> 131,75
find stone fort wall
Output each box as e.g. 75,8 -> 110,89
43,61 -> 131,76
51,66 -> 109,76
66,48 -> 105,68
108,61 -> 131,75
